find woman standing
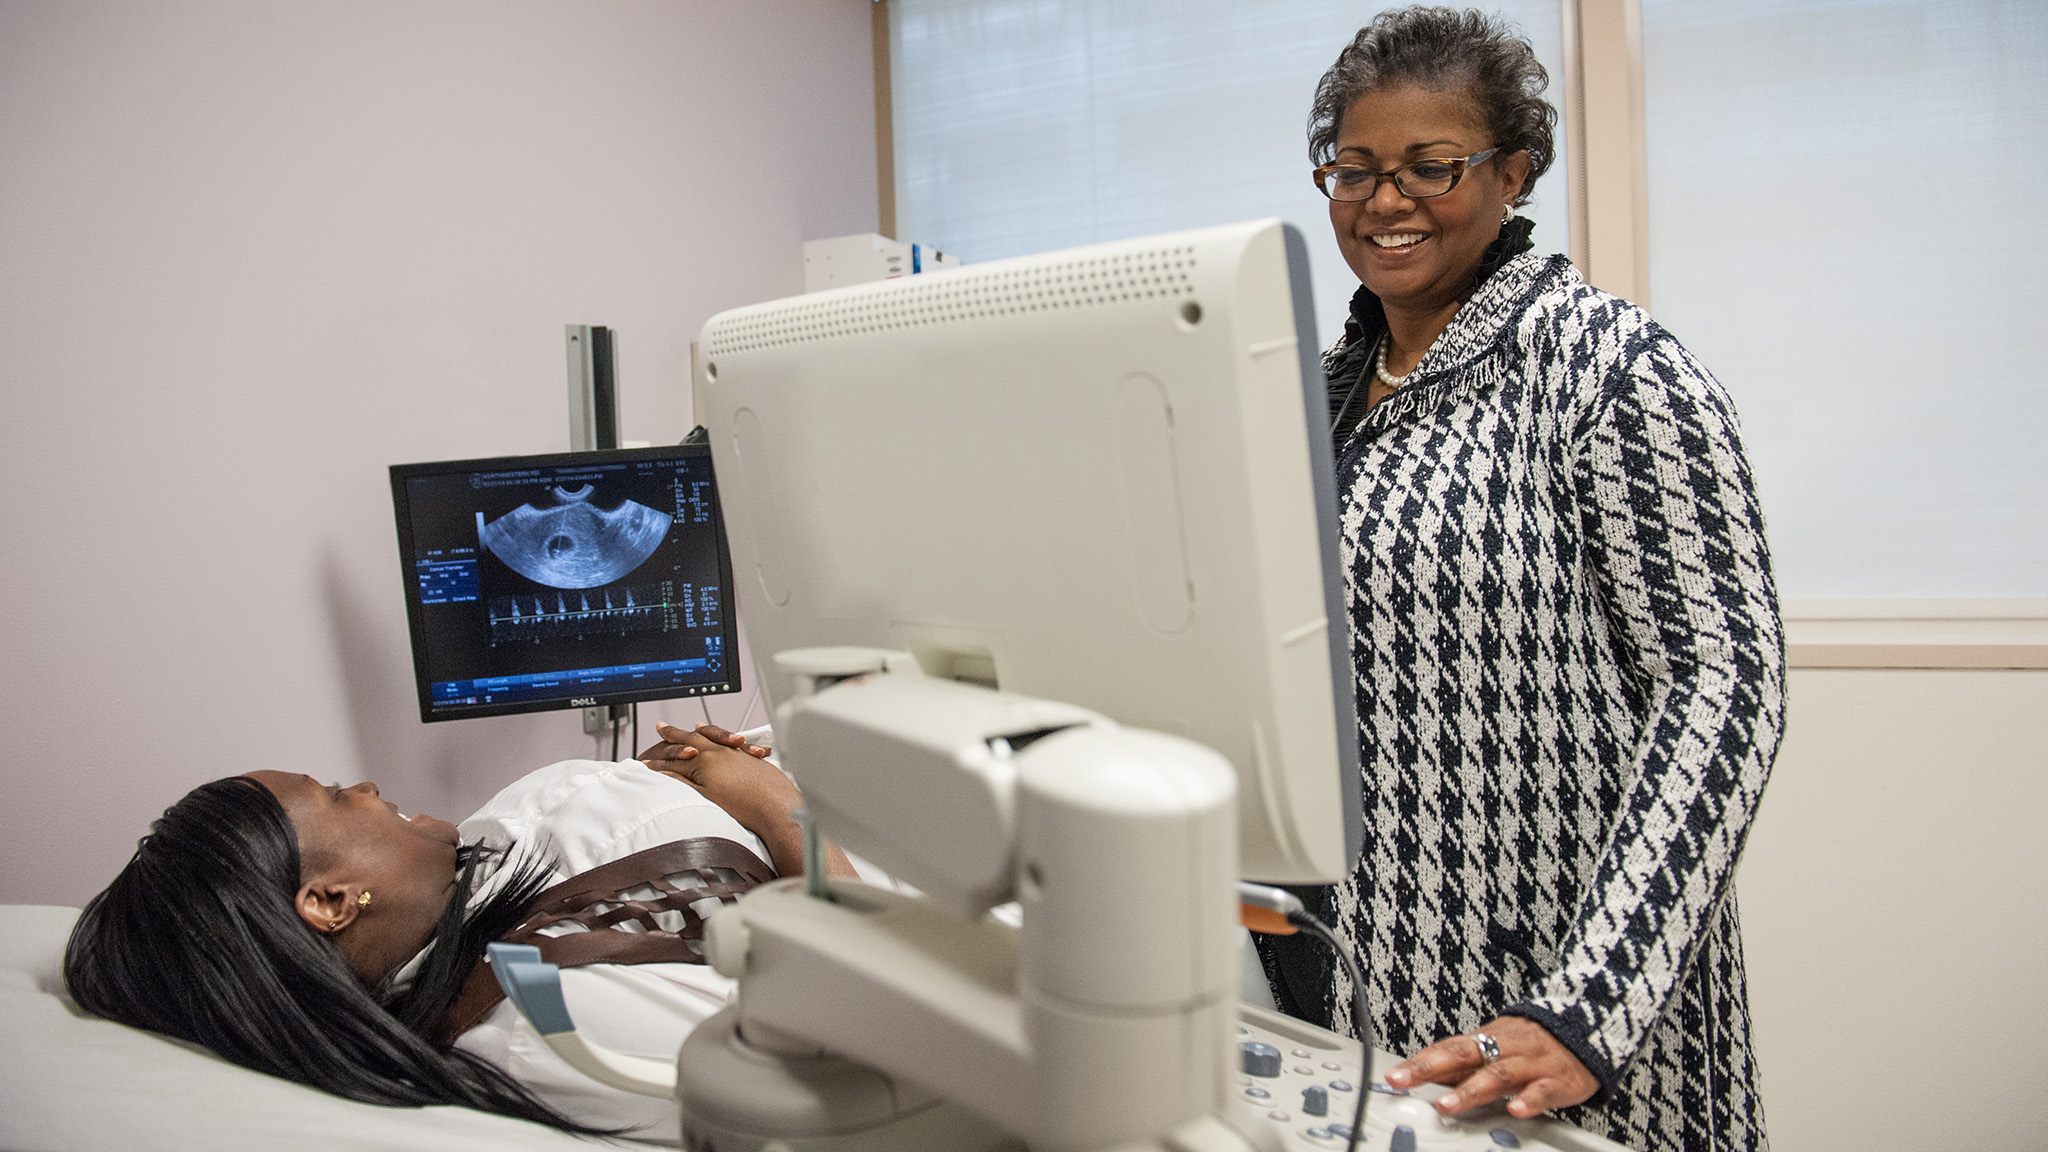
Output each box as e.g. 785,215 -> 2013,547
1261,8 -> 1783,1151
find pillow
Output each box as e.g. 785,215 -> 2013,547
0,905 -> 639,1151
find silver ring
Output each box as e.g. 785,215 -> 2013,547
1470,1031 -> 1501,1067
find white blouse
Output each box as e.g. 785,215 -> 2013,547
450,737 -> 778,1142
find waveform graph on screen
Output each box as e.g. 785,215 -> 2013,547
487,580 -> 681,644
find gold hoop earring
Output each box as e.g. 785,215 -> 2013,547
357,891 -> 372,908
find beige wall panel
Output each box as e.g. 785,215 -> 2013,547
1561,0 -> 1648,306
1738,667 -> 2047,1147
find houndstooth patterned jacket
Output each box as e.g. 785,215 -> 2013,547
1284,251 -> 1783,1152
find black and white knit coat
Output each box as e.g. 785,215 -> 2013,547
1263,250 -> 1783,1152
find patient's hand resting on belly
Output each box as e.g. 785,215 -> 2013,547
637,721 -> 856,880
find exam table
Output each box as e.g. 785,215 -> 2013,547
0,904 -> 636,1151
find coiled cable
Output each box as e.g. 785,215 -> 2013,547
1240,882 -> 1369,1152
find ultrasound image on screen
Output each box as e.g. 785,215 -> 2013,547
477,484 -> 673,589
392,447 -> 737,721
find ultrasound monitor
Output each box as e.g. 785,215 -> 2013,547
388,445 -> 739,723
696,218 -> 1361,884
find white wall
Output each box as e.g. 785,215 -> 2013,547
0,0 -> 879,906
1737,667 -> 2048,1148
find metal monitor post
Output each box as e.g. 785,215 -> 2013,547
566,324 -> 628,737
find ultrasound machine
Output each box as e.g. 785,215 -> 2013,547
389,220 -> 1630,1152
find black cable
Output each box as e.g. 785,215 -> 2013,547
1287,910 -> 1370,1152
630,702 -> 639,760
1328,331 -> 1384,443
609,708 -> 621,762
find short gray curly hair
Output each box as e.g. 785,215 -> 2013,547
1308,6 -> 1557,205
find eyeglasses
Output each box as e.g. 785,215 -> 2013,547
1313,148 -> 1499,202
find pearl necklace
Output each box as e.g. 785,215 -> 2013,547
1332,329 -> 1433,436
1375,335 -> 1412,389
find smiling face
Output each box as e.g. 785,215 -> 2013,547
1328,83 -> 1530,320
247,771 -> 461,979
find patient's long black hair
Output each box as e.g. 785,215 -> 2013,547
63,776 -> 611,1135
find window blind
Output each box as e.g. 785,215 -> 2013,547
1643,0 -> 2047,596
890,0 -> 1573,348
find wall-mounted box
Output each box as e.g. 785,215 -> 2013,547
803,233 -> 961,293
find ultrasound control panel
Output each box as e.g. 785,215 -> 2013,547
1230,1006 -> 1628,1152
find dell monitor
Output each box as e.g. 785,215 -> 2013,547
695,218 -> 1360,884
388,444 -> 740,723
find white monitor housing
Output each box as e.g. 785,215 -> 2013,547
697,218 -> 1359,885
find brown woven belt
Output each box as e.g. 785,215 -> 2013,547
432,836 -> 775,1046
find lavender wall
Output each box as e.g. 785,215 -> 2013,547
0,0 -> 879,905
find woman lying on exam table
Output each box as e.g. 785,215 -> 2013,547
63,721 -> 850,1139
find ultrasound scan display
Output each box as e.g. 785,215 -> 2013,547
479,486 -> 673,589
390,446 -> 738,722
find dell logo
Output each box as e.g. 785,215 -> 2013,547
571,697 -> 598,706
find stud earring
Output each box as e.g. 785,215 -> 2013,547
357,891 -> 372,908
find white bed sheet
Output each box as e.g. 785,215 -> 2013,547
0,904 -> 641,1152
